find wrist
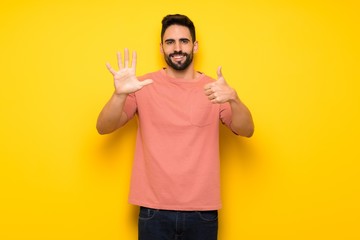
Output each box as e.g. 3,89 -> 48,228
113,92 -> 128,100
228,89 -> 239,103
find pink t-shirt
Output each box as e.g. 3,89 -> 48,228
123,69 -> 233,210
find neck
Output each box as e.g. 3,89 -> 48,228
164,64 -> 200,80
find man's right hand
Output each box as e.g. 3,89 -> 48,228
106,48 -> 153,95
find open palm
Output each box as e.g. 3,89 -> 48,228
106,49 -> 153,95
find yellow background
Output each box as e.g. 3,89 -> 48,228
1,0 -> 359,239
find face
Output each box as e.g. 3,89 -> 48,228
161,25 -> 198,71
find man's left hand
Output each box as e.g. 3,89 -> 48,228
204,66 -> 237,104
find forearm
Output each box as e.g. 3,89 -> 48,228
96,93 -> 128,134
229,95 -> 254,137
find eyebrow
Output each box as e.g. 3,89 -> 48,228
164,38 -> 191,43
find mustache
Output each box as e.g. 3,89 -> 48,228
169,51 -> 188,58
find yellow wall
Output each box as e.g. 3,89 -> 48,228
1,0 -> 359,239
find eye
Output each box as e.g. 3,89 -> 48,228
181,39 -> 190,44
165,40 -> 174,45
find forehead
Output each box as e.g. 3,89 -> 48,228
163,25 -> 192,40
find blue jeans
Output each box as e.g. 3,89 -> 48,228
138,206 -> 218,240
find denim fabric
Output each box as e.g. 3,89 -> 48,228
138,206 -> 218,240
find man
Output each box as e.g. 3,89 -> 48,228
97,14 -> 254,240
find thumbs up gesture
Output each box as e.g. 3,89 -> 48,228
204,66 -> 237,104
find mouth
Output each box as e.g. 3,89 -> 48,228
170,53 -> 187,62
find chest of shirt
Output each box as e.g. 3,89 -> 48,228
135,80 -> 219,128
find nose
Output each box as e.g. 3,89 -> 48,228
174,41 -> 181,52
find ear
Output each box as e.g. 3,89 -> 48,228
160,42 -> 164,54
193,41 -> 199,53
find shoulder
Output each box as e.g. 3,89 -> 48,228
199,72 -> 216,84
138,70 -> 163,81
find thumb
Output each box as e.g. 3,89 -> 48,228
140,79 -> 154,87
217,66 -> 223,78
216,66 -> 226,84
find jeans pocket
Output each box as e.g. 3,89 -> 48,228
196,210 -> 218,222
139,207 -> 159,221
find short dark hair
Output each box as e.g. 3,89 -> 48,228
161,14 -> 196,43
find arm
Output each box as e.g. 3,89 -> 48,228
96,93 -> 128,135
96,49 -> 153,135
227,95 -> 254,137
204,66 -> 254,137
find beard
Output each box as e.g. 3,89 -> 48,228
164,50 -> 194,71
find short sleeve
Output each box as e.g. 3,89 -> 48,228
220,102 -> 238,135
123,93 -> 137,120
